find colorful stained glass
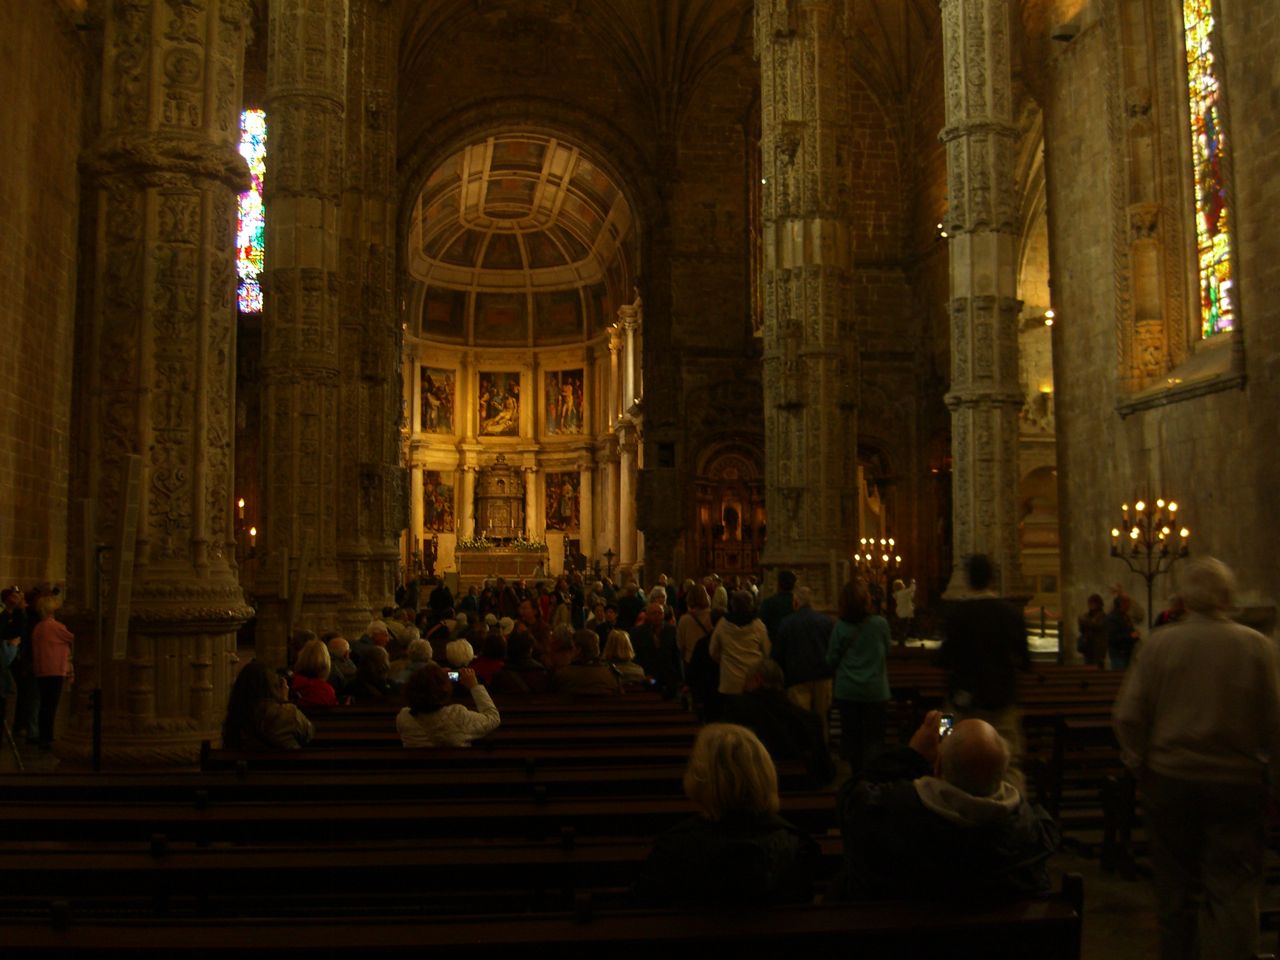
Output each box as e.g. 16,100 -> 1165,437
237,108 -> 266,313
1183,0 -> 1234,337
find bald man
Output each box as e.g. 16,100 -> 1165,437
833,711 -> 1058,901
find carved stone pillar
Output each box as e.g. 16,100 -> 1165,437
408,465 -> 424,559
939,0 -> 1024,596
524,467 -> 539,540
336,0 -> 401,637
255,0 -> 348,664
65,0 -> 255,765
619,301 -> 640,414
461,464 -> 476,538
618,426 -> 638,569
578,460 -> 595,563
608,327 -> 623,428
755,0 -> 859,609
602,452 -> 619,563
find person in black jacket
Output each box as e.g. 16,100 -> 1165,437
834,710 -> 1058,902
633,723 -> 820,906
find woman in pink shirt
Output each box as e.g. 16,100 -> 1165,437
32,594 -> 73,749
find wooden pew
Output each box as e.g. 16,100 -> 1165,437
0,874 -> 1085,959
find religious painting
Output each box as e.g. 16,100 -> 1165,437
545,471 -> 580,531
478,371 -> 521,436
544,368 -> 584,436
420,366 -> 455,434
423,470 -> 455,533
533,290 -> 582,341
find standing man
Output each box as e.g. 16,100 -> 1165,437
758,570 -> 796,643
773,586 -> 835,742
1114,557 -> 1280,960
938,555 -> 1030,788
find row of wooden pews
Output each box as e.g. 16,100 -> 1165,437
0,683 -> 1084,956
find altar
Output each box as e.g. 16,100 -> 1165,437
457,548 -> 551,584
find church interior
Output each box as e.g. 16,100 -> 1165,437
0,0 -> 1277,951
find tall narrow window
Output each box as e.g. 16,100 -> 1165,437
1183,1 -> 1234,337
237,108 -> 267,314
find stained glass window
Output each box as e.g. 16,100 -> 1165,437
1183,0 -> 1234,337
237,108 -> 266,314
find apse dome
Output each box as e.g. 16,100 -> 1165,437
407,134 -> 635,346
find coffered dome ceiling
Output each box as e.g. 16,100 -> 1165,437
407,134 -> 635,345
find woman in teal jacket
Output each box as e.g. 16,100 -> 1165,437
826,580 -> 891,774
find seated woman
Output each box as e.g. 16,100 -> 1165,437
469,632 -> 507,686
396,665 -> 500,747
603,629 -> 646,684
223,662 -> 314,750
445,638 -> 475,670
633,723 -> 819,906
290,638 -> 337,708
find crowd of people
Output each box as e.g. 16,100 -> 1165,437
7,552 -> 1274,956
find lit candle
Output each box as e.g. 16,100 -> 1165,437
1156,498 -> 1165,509
1135,500 -> 1146,513
1180,527 -> 1189,540
1168,502 -> 1178,513
249,526 -> 257,547
1122,503 -> 1130,522
1111,527 -> 1120,547
237,497 -> 245,520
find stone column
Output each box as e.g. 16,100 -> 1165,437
336,0 -> 402,638
524,467 -> 539,540
608,326 -> 623,427
461,464 -> 477,538
618,426 -> 638,569
602,452 -> 619,564
578,460 -> 595,564
66,0 -> 255,765
408,465 -> 423,559
619,301 -> 639,414
755,0 -> 860,609
255,0 -> 349,664
938,0 -> 1024,597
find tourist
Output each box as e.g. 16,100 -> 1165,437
631,602 -> 683,699
397,665 -> 500,748
677,584 -> 719,717
351,646 -> 394,701
720,660 -> 834,785
632,723 -> 820,906
389,637 -> 434,688
1113,557 -> 1280,960
826,579 -> 891,774
758,569 -> 796,643
1076,593 -> 1107,668
938,554 -> 1029,787
834,711 -> 1057,900
469,632 -> 506,686
709,590 -> 770,696
31,594 -> 74,749
290,638 -> 337,708
553,630 -> 620,696
489,631 -> 550,694
324,633 -> 356,695
1105,592 -> 1140,670
350,619 -> 390,665
773,585 -> 835,741
222,662 -> 314,750
602,629 -> 646,684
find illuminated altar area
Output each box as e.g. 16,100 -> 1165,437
402,134 -> 644,578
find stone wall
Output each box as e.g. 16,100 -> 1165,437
1046,0 -> 1279,633
0,0 -> 87,584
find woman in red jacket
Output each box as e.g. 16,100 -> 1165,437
32,594 -> 73,749
290,638 -> 338,708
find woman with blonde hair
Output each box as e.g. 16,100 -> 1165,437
603,629 -> 645,684
290,638 -> 337,708
633,723 -> 819,905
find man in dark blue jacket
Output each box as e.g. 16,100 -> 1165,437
758,569 -> 796,642
773,586 -> 834,742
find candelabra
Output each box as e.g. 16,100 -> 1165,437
1109,497 -> 1189,630
854,536 -> 903,612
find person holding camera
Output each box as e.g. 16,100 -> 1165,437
832,710 -> 1058,901
396,665 -> 500,747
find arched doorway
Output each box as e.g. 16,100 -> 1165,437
694,442 -> 765,580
